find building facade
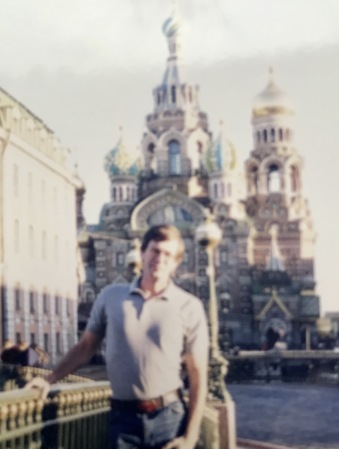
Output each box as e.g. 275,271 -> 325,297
78,7 -> 320,350
0,87 -> 84,362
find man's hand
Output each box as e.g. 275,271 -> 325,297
24,376 -> 51,400
162,436 -> 196,449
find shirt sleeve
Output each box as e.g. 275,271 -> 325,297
85,287 -> 108,339
184,298 -> 209,359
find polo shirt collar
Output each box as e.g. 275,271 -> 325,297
129,276 -> 176,301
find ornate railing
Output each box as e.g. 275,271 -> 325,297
0,381 -> 111,449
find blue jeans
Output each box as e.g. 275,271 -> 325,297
109,400 -> 187,449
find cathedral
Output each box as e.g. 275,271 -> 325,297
78,6 -> 320,350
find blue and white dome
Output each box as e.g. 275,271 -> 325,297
205,124 -> 237,173
104,134 -> 140,177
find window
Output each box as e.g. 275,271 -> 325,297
43,293 -> 48,314
168,140 -> 181,175
16,333 -> 21,344
44,333 -> 49,351
268,166 -> 280,193
55,295 -> 60,314
29,290 -> 35,314
263,129 -> 268,143
15,287 -> 21,311
171,85 -> 176,103
56,332 -> 61,353
214,183 -> 218,199
256,131 -> 260,144
30,333 -> 35,344
270,128 -> 275,142
221,251 -> 228,263
117,252 -> 125,266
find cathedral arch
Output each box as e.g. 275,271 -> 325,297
130,189 -> 205,231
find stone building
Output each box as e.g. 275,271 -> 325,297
0,87 -> 84,362
78,6 -> 320,350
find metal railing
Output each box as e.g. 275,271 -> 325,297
0,381 -> 111,449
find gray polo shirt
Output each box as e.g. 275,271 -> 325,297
86,279 -> 208,400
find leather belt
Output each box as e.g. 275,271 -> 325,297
110,389 -> 181,414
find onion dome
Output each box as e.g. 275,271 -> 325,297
252,67 -> 294,117
205,122 -> 237,173
104,129 -> 140,177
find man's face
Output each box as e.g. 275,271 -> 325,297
141,239 -> 181,283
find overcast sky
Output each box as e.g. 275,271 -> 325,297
1,0 -> 339,313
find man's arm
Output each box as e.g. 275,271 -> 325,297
164,351 -> 208,449
25,330 -> 102,398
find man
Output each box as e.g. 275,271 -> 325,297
27,224 -> 209,449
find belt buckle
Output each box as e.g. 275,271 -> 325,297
137,399 -> 161,413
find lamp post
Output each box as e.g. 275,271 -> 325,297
195,212 -> 229,401
126,239 -> 142,279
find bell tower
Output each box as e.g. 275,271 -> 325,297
245,68 -> 317,296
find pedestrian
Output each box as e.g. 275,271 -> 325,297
26,224 -> 209,449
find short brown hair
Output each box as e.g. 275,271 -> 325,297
141,225 -> 185,262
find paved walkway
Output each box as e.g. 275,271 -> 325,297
228,383 -> 339,449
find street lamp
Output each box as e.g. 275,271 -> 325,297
126,239 -> 142,278
195,211 -> 229,401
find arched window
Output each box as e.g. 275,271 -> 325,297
278,128 -> 283,141
119,187 -> 123,201
171,86 -> 176,104
168,140 -> 181,175
263,129 -> 268,143
112,187 -> 116,201
221,183 -> 225,198
256,131 -> 260,144
270,128 -> 275,142
214,183 -> 218,199
268,164 -> 280,193
147,143 -> 156,173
